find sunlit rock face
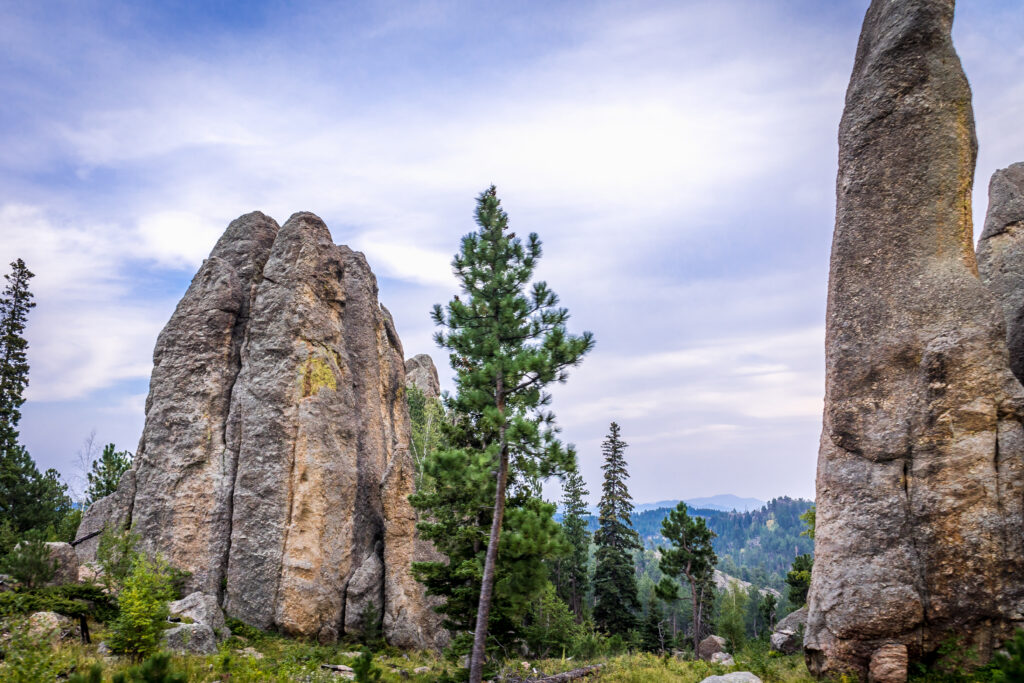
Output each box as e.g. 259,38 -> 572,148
76,211 -> 434,648
807,0 -> 1024,677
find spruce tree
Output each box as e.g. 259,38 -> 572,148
556,465 -> 590,622
659,501 -> 717,653
0,259 -> 35,454
85,443 -> 133,504
0,259 -> 73,535
592,422 -> 641,636
427,186 -> 593,682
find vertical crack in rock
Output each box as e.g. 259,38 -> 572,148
76,210 -> 436,649
806,0 -> 1024,677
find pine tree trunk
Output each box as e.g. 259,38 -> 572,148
469,379 -> 508,683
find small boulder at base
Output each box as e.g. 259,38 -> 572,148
711,652 -> 735,666
869,644 -> 908,683
169,592 -> 227,641
699,674 -> 762,683
770,605 -> 807,654
698,634 -> 728,661
163,623 -> 217,655
27,611 -> 79,642
42,542 -> 78,586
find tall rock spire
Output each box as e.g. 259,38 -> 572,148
76,211 -> 435,648
807,0 -> 1024,677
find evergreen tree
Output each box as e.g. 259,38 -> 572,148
660,501 -> 717,653
0,259 -> 73,535
85,443 -> 133,504
758,592 -> 778,634
640,602 -> 667,653
556,466 -> 590,622
0,258 -> 34,453
654,576 -> 682,641
592,422 -> 641,636
785,553 -> 813,608
716,582 -> 749,651
426,186 -> 593,682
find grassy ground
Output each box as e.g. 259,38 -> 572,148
4,624 -> 818,683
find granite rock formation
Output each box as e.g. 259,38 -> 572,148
806,0 -> 1024,677
405,354 -> 440,399
977,163 -> 1024,382
76,211 -> 433,648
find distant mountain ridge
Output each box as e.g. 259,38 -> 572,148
585,493 -> 767,515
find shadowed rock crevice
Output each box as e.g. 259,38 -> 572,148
76,210 -> 435,649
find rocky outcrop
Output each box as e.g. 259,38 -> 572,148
769,606 -> 806,655
73,470 -> 134,563
405,354 -> 440,399
169,592 -> 227,641
807,0 -> 1024,678
42,543 -> 79,586
76,211 -> 434,648
698,634 -> 727,661
977,163 -> 1024,382
713,569 -> 781,600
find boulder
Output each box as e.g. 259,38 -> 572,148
710,652 -> 735,666
27,611 -> 78,642
769,606 -> 806,655
84,211 -> 434,648
806,0 -> 1024,677
976,162 -> 1024,382
169,592 -> 227,641
405,354 -> 440,399
43,542 -> 78,586
697,634 -> 727,661
698,674 -> 761,683
163,622 -> 217,655
869,644 -> 909,683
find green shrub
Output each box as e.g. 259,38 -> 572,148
0,530 -> 55,588
96,524 -> 140,592
0,615 -> 62,682
992,629 -> 1024,682
359,600 -> 384,649
111,653 -> 187,683
353,649 -> 384,683
523,583 -> 581,658
68,664 -> 103,683
107,554 -> 175,657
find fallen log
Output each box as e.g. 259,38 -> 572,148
508,664 -> 605,682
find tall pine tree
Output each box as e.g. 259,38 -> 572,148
0,259 -> 72,535
85,443 -> 133,504
660,502 -> 717,653
428,186 -> 593,682
555,465 -> 590,622
592,422 -> 641,636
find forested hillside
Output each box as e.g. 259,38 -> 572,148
587,497 -> 814,590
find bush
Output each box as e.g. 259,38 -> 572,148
107,554 -> 175,657
523,584 -> 581,658
992,629 -> 1024,682
0,530 -> 55,588
359,600 -> 384,649
68,664 -> 103,683
0,583 -> 117,624
111,653 -> 187,683
96,524 -> 140,592
0,614 -> 63,682
353,649 -> 383,682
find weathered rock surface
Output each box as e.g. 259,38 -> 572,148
76,211 -> 434,648
405,354 -> 440,399
43,542 -> 79,586
73,470 -> 134,563
163,623 -> 218,655
710,652 -> 735,666
807,0 -> 1024,678
27,611 -> 79,642
697,634 -> 727,661
769,606 -> 806,655
169,592 -> 227,641
713,569 -> 781,600
977,163 -> 1024,382
698,674 -> 761,683
869,644 -> 909,683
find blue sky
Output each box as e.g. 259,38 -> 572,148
2,0 -> 1022,504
